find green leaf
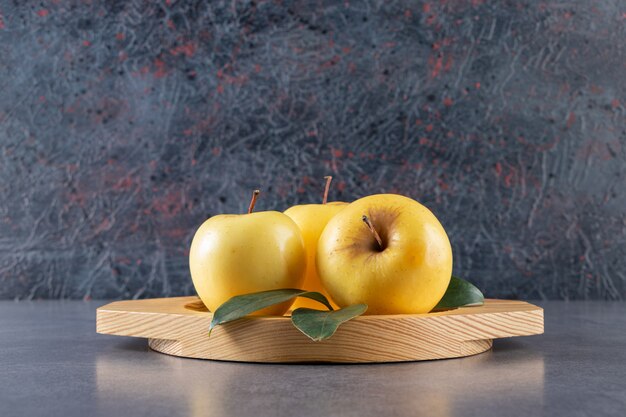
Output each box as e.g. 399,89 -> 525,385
291,304 -> 368,341
433,276 -> 484,311
209,289 -> 333,335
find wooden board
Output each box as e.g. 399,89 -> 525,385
96,297 -> 543,363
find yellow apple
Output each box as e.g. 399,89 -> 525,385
284,176 -> 347,309
284,201 -> 347,309
316,194 -> 453,314
189,191 -> 306,315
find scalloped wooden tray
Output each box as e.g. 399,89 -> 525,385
96,297 -> 543,363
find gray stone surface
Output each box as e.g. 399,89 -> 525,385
1,300 -> 625,417
0,1 -> 625,301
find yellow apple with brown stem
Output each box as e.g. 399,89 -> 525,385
189,190 -> 306,315
284,176 -> 347,309
316,194 -> 453,315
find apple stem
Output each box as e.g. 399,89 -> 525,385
322,176 -> 332,204
362,215 -> 383,250
248,190 -> 260,214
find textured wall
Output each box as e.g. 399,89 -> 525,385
0,0 -> 624,300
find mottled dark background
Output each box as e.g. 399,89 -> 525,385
0,0 -> 624,301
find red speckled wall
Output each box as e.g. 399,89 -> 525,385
0,1 -> 624,300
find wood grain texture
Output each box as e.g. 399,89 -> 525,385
97,297 -> 543,363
